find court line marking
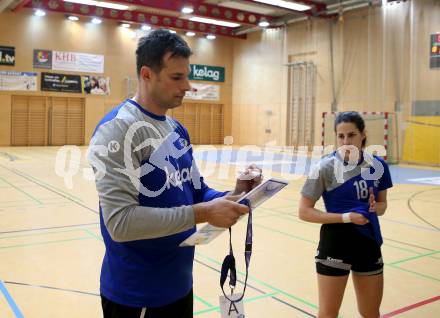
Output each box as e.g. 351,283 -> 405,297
0,222 -> 99,235
0,165 -> 98,215
0,237 -> 94,250
383,237 -> 435,252
254,222 -> 317,245
193,294 -> 214,308
257,209 -> 438,257
389,251 -> 440,266
82,228 -> 103,241
195,252 -> 319,312
3,284 -> 214,312
407,188 -> 440,231
381,295 -> 440,317
252,220 -> 440,283
203,176 -> 440,233
3,165 -> 84,200
0,176 -> 43,206
4,281 -> 99,297
193,292 -> 280,316
386,264 -> 440,282
0,164 -> 84,202
79,229 -> 226,311
1,155 -> 434,314
194,258 -> 317,317
0,280 -> 24,318
0,229 -> 87,241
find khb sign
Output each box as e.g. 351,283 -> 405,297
189,64 -> 224,82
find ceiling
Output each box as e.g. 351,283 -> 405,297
3,0 -> 377,39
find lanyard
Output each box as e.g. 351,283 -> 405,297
220,199 -> 252,303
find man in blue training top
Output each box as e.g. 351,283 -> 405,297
88,29 -> 261,318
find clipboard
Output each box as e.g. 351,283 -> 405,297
179,178 -> 289,247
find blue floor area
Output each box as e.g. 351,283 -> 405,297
193,149 -> 440,186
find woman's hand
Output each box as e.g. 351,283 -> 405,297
368,187 -> 377,213
347,212 -> 369,225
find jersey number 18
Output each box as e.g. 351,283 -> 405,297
354,180 -> 369,200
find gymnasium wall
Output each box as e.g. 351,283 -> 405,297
230,0 -> 440,164
0,8 -> 234,146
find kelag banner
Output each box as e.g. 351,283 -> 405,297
0,46 -> 15,66
189,64 -> 225,82
41,72 -> 82,93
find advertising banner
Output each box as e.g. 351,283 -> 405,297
41,72 -> 82,93
53,50 -> 104,73
33,49 -> 52,69
82,75 -> 110,95
0,71 -> 37,91
189,64 -> 224,82
185,83 -> 220,101
0,46 -> 15,66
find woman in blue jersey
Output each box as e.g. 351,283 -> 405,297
299,111 -> 392,318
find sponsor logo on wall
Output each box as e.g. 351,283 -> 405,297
52,51 -> 104,73
185,83 -> 220,101
0,46 -> 15,66
82,75 -> 110,95
0,71 -> 37,91
41,72 -> 82,93
189,64 -> 224,82
33,49 -> 52,69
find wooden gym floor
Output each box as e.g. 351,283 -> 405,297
0,146 -> 439,317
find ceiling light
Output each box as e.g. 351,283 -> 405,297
258,20 -> 270,27
129,31 -> 136,39
35,9 -> 46,17
64,0 -> 128,11
91,17 -> 102,24
253,0 -> 311,11
68,15 -> 79,21
189,16 -> 240,28
206,34 -> 216,40
186,31 -> 196,37
181,7 -> 193,14
121,23 -> 130,28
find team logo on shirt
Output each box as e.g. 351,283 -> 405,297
115,121 -> 202,197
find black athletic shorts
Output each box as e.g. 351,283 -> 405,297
315,223 -> 383,276
101,289 -> 193,318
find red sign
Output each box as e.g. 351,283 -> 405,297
54,52 -> 76,63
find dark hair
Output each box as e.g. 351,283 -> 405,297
136,29 -> 192,76
334,111 -> 367,146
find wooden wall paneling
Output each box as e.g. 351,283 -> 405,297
169,103 -> 223,145
11,96 -> 29,146
50,97 -> 68,146
67,97 -> 85,145
211,104 -> 224,144
11,95 -> 47,146
184,103 -> 198,144
49,97 -> 85,146
199,103 -> 212,144
28,96 -> 47,146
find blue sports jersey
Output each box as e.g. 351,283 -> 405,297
301,151 -> 393,245
88,99 -> 227,307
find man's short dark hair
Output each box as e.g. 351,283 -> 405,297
136,29 -> 192,76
